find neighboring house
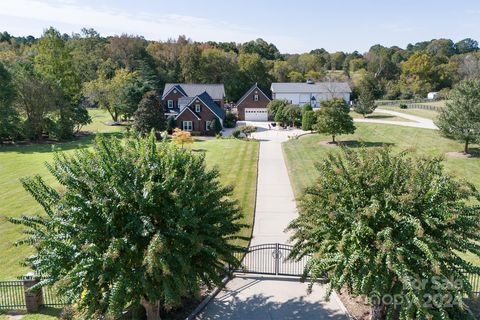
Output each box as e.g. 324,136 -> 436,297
161,83 -> 225,114
271,81 -> 351,107
175,91 -> 225,134
236,83 -> 271,121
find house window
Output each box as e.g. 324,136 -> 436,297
183,121 -> 193,131
205,120 -> 212,131
167,100 -> 173,108
254,94 -> 259,101
195,104 -> 201,113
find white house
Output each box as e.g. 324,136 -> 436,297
270,81 -> 351,107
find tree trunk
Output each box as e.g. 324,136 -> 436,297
464,139 -> 469,154
332,135 -> 336,143
141,298 -> 161,320
370,303 -> 386,320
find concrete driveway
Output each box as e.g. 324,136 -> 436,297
197,123 -> 348,319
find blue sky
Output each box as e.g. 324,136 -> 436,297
0,0 -> 479,53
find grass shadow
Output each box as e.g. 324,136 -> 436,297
0,132 -> 124,154
340,140 -> 395,148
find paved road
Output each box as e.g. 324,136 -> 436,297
198,123 -> 348,319
354,108 -> 438,129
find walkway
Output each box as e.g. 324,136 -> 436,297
198,123 -> 348,319
354,108 -> 438,129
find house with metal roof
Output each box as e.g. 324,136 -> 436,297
270,81 -> 351,108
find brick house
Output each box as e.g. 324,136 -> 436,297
236,83 -> 271,121
175,92 -> 225,134
161,83 -> 225,114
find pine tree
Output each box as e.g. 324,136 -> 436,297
209,118 -> 223,134
288,147 -> 480,319
354,83 -> 376,117
10,132 -> 245,320
133,91 -> 165,135
313,98 -> 355,143
436,79 -> 480,154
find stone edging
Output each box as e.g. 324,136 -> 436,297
331,289 -> 355,320
185,275 -> 230,320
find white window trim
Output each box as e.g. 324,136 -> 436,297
195,104 -> 201,113
167,100 -> 173,108
254,94 -> 259,101
205,120 -> 212,131
183,121 -> 193,131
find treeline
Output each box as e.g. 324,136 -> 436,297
1,27 -> 479,141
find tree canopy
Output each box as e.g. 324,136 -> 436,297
288,147 -> 480,319
313,98 -> 355,142
11,133 -> 245,319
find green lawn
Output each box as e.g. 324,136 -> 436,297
283,123 -> 480,265
378,106 -> 439,120
350,111 -> 413,122
0,109 -> 259,279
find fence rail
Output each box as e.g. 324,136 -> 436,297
375,100 -> 443,112
0,280 -> 25,310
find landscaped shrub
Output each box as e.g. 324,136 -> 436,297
301,110 -> 316,131
399,103 -> 408,109
232,128 -> 241,138
224,112 -> 237,128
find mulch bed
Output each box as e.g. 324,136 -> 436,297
336,289 -> 371,320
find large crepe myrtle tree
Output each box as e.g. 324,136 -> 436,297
287,147 -> 480,320
10,132 -> 245,320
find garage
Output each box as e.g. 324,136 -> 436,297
244,108 -> 268,121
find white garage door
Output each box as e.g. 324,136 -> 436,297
245,108 -> 268,121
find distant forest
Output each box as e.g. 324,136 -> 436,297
1,27 -> 479,141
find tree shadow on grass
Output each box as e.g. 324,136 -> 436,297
339,140 -> 395,148
365,115 -> 397,120
0,132 -> 124,154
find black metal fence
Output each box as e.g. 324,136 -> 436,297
375,100 -> 443,112
0,280 -> 25,310
231,243 -> 312,277
0,280 -> 66,310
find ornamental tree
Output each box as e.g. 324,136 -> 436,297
313,98 -> 355,143
354,80 -> 377,117
172,128 -> 194,148
133,91 -> 165,135
287,147 -> 480,320
11,132 -> 245,320
436,79 -> 480,154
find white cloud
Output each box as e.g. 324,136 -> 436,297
0,0 -> 286,45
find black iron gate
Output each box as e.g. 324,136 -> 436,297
231,243 -> 311,277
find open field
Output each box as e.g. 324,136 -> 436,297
283,123 -> 480,266
0,109 -> 259,279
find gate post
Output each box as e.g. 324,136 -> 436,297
23,276 -> 43,313
275,243 -> 279,276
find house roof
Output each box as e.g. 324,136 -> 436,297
175,105 -> 201,120
271,82 -> 352,94
236,83 -> 271,106
188,91 -> 225,119
162,83 -> 225,100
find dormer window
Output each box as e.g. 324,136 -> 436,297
195,104 -> 201,113
254,94 -> 259,101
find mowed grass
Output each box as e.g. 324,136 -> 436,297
283,123 -> 480,265
0,109 -> 259,279
379,106 -> 439,120
350,111 -> 413,122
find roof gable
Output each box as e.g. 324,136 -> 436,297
175,105 -> 201,120
162,83 -> 225,100
236,83 -> 271,106
187,92 -> 225,120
